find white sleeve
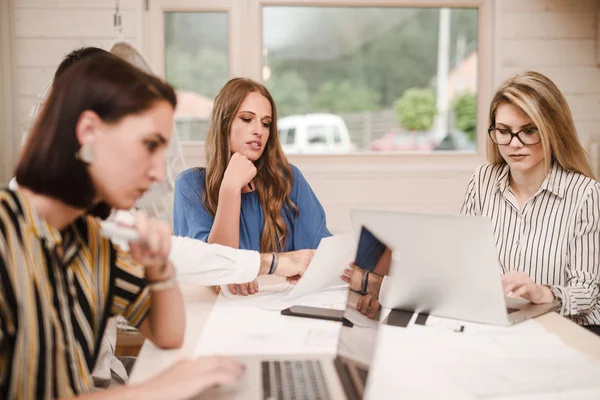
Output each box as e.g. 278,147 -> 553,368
169,236 -> 261,285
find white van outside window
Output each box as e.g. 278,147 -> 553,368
278,113 -> 355,154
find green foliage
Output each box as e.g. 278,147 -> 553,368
165,47 -> 228,99
452,92 -> 477,141
265,71 -> 311,117
163,8 -> 479,121
164,12 -> 229,98
267,8 -> 478,112
393,88 -> 437,131
309,81 -> 381,113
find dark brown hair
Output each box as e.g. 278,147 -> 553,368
54,47 -> 108,81
15,52 -> 177,217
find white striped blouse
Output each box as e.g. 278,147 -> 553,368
461,163 -> 600,325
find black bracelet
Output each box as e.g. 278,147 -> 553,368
268,252 -> 278,275
361,271 -> 370,295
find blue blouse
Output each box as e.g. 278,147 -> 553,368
173,164 -> 332,252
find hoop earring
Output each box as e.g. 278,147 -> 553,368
75,144 -> 94,164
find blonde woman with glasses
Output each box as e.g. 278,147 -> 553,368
461,71 -> 600,335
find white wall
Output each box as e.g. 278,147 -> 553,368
0,0 -> 142,184
497,0 -> 600,162
10,0 -> 141,133
0,0 -> 15,185
1,0 -> 599,233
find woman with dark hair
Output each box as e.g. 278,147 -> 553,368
0,52 -> 244,399
173,78 -> 331,296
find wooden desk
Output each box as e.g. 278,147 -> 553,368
129,284 -> 600,385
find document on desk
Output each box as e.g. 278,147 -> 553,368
195,291 -> 344,357
365,324 -> 600,399
219,233 -> 356,310
423,315 -> 548,335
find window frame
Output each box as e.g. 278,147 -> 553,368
145,0 -> 242,79
146,0 -> 494,172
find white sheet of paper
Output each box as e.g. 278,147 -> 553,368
195,291 -> 344,357
365,324 -> 600,398
423,315 -> 548,335
491,387 -> 600,400
219,234 -> 355,310
285,233 -> 356,298
365,325 -> 477,399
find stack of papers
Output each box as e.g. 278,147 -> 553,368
195,291 -> 344,357
365,323 -> 600,399
196,234 -> 356,357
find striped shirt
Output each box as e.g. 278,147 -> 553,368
461,163 -> 600,325
0,189 -> 151,399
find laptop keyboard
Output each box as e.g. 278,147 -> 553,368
261,360 -> 330,400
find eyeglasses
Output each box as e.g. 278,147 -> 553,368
488,125 -> 541,146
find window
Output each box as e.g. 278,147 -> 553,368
307,125 -> 328,144
285,128 -> 296,145
164,12 -> 228,142
150,0 -> 489,158
263,6 -> 479,153
332,125 -> 342,144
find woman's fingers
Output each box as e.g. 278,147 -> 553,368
368,300 -> 381,319
228,284 -> 238,295
248,280 -> 259,294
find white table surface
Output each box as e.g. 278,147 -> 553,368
129,283 -> 600,389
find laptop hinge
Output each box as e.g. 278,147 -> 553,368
334,357 -> 361,400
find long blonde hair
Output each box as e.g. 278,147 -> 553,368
487,71 -> 595,179
202,78 -> 298,252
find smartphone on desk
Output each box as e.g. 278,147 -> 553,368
281,306 -> 353,327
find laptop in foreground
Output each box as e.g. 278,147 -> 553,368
203,238 -> 382,399
350,209 -> 559,326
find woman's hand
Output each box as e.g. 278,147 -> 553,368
341,263 -> 364,292
275,249 -> 315,284
502,271 -> 555,304
341,264 -> 383,300
221,152 -> 257,192
143,357 -> 245,399
356,294 -> 381,320
127,212 -> 173,281
225,280 -> 260,296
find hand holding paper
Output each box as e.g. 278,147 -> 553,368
219,234 -> 356,309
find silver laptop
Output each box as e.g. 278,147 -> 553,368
203,252 -> 382,400
350,209 -> 559,326
202,292 -> 381,400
